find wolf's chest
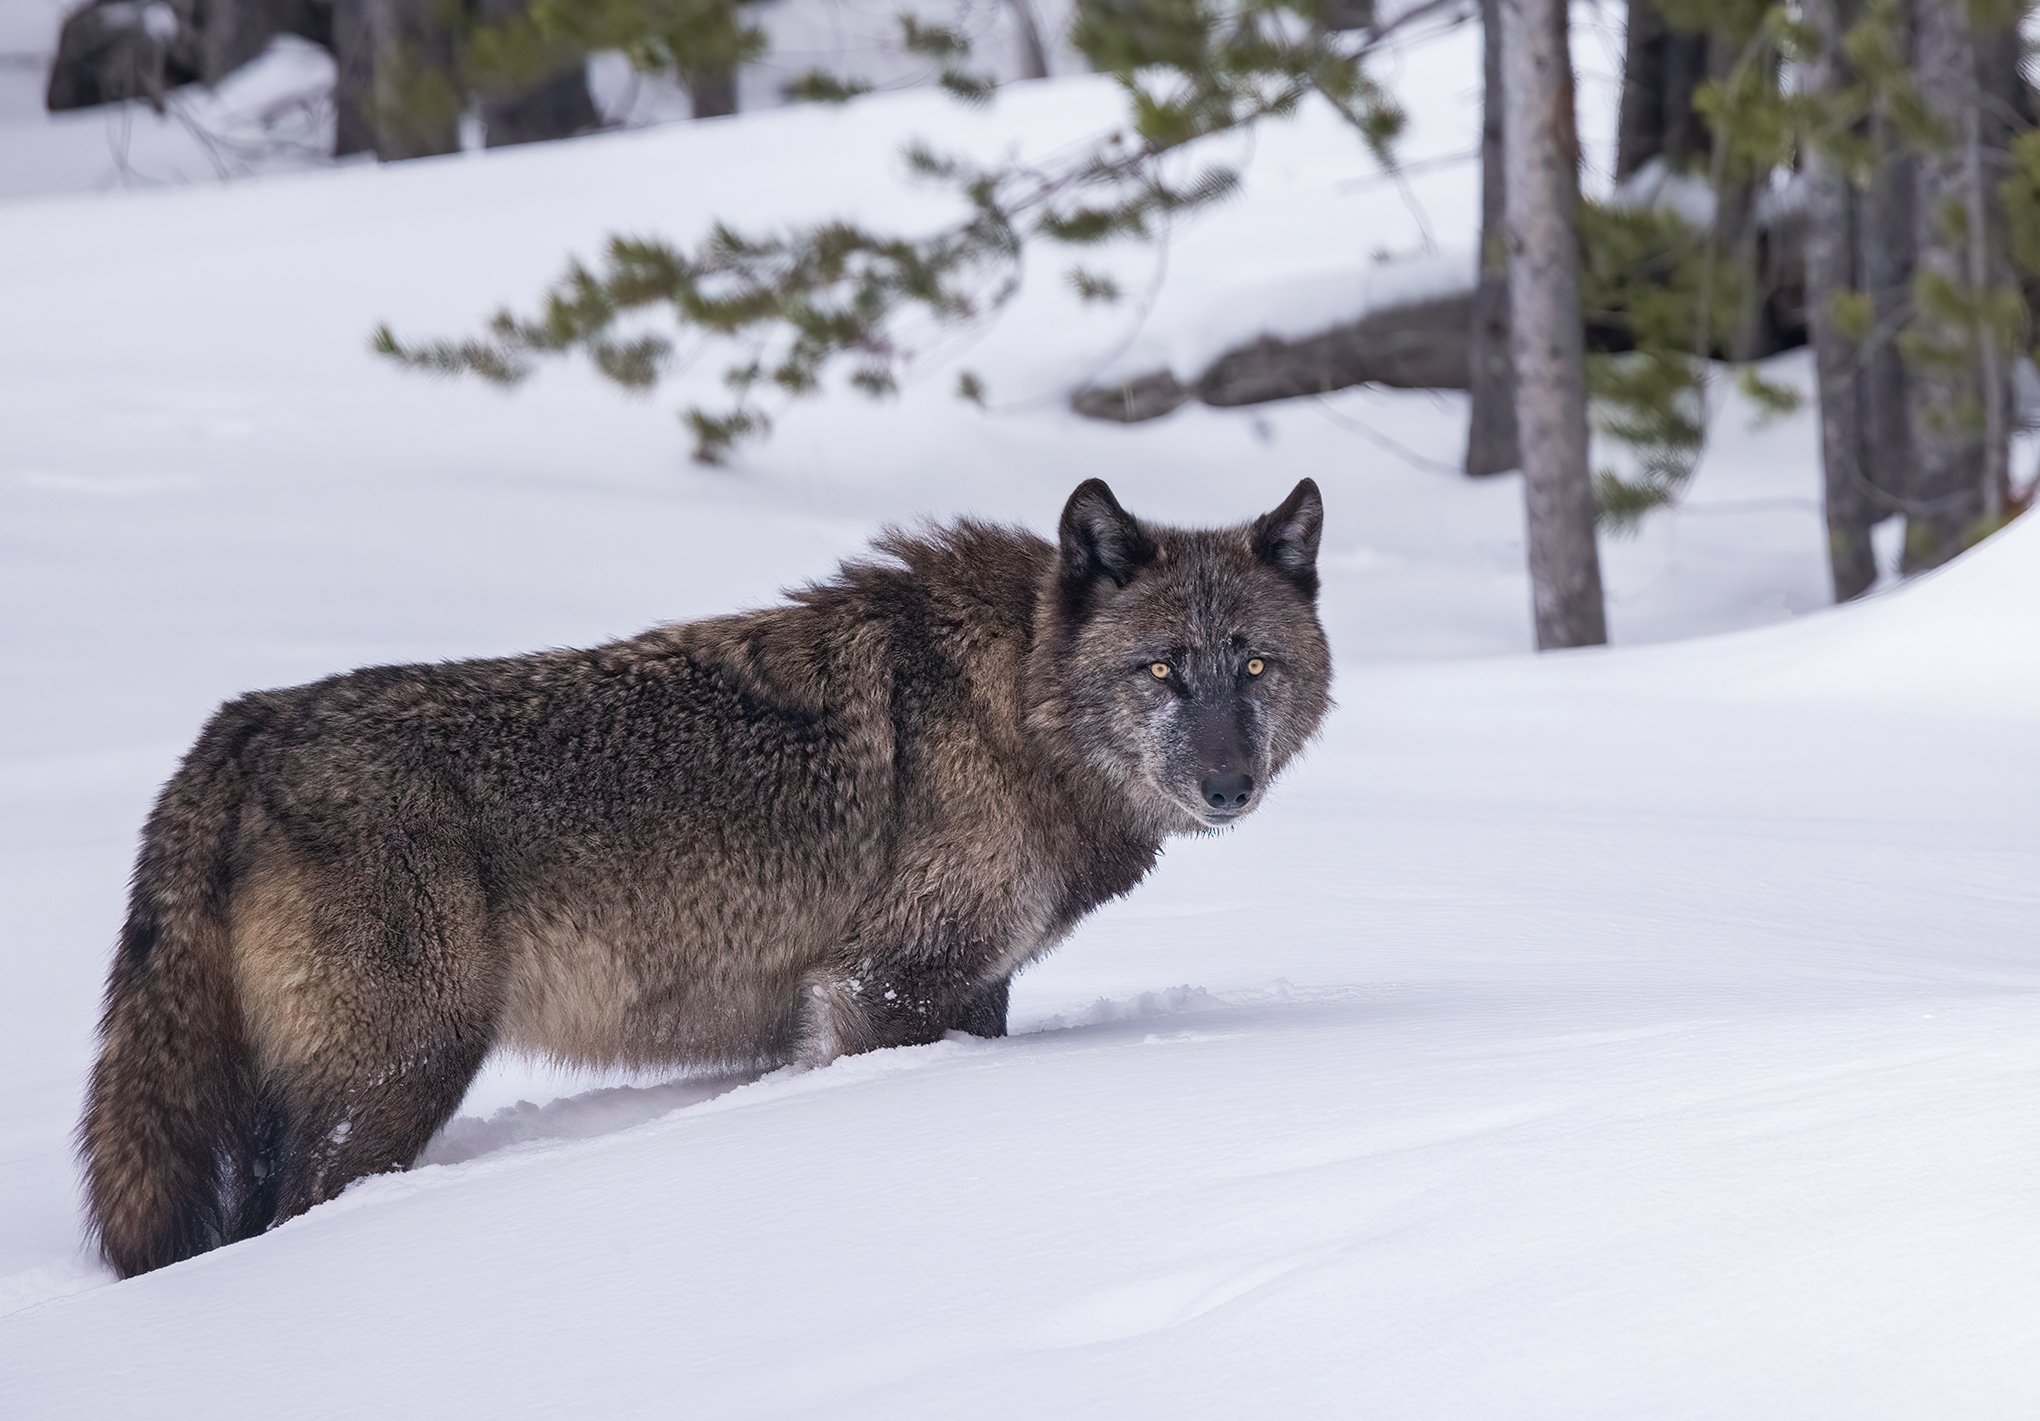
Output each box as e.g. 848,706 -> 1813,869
1027,825 -> 1160,952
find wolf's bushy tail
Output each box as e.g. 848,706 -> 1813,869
81,697 -> 268,1278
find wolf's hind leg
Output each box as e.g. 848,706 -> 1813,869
262,1032 -> 492,1226
233,832 -> 501,1235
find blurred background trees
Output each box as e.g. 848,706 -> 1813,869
42,0 -> 2040,645
45,0 -> 765,155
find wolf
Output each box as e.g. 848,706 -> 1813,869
81,478 -> 1331,1277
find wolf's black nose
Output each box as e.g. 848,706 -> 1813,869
1201,770 -> 1254,811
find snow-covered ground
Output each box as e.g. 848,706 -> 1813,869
6,7 -> 2039,1416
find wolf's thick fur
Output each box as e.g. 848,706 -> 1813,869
82,479 -> 1330,1276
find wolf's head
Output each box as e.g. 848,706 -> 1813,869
1033,478 -> 1332,833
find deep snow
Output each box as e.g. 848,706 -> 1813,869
5,8 -> 2040,1417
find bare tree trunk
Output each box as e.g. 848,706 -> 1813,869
1658,15 -> 1710,172
1615,0 -> 1665,182
1501,0 -> 1607,649
1465,0 -> 1519,476
474,0 -> 598,148
331,0 -> 377,157
1904,0 -> 2009,571
1803,0 -> 1876,602
364,0 -> 459,160
191,0 -> 294,83
1981,2 -> 2037,512
689,2 -> 743,125
691,68 -> 737,118
1008,0 -> 1051,81
482,65 -> 599,147
1963,99 -> 2010,529
1707,29 -> 1775,360
1614,0 -> 1711,183
1965,0 -> 2029,529
1858,109 -> 1914,509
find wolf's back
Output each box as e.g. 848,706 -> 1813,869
81,694 -> 270,1277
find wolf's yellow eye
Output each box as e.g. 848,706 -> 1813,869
1149,662 -> 1171,679
1246,658 -> 1265,677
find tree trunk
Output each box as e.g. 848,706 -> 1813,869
1465,0 -> 1519,476
1614,0 -> 1711,183
690,0 -> 742,129
1614,0 -> 1665,181
1857,111 -> 1914,509
331,0 -> 377,157
1802,0 -> 1876,602
364,0 -> 460,160
1658,16 -> 1710,172
1008,0 -> 1051,81
1501,0 -> 1608,649
191,0 -> 298,84
1971,3 -> 2029,527
1962,96 -> 2010,531
1904,0 -> 2010,571
482,66 -> 599,148
473,0 -> 598,148
1708,29 -> 1777,360
691,68 -> 738,119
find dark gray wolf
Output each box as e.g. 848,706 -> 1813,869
82,478 -> 1331,1277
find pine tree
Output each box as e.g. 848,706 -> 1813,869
1573,0 -> 1794,534
1607,0 -> 2039,595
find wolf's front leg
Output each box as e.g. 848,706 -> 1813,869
949,977 -> 1010,1039
794,960 -> 1006,1067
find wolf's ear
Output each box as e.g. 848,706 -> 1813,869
1059,479 -> 1156,596
1252,478 -> 1323,596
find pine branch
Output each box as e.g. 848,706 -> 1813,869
379,0 -> 1413,462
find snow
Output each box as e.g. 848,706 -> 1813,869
4,6 -> 2040,1417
